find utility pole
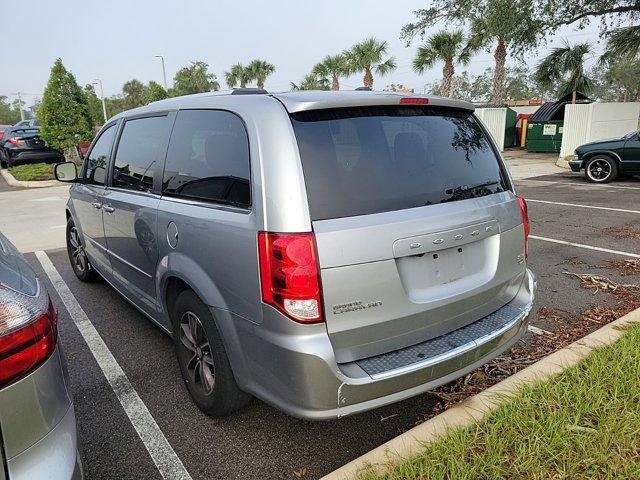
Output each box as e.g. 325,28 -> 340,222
93,79 -> 108,123
13,92 -> 25,121
155,55 -> 167,90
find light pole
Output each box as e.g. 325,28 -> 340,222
155,55 -> 167,90
12,92 -> 25,121
92,79 -> 108,123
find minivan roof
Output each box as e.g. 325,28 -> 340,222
110,90 -> 475,121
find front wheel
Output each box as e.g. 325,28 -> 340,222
172,290 -> 251,417
585,156 -> 618,183
66,218 -> 98,282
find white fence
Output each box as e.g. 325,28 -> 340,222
560,102 -> 640,157
475,108 -> 507,151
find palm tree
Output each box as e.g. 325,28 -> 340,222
535,41 -> 593,103
290,73 -> 330,91
344,38 -> 396,89
602,25 -> 640,63
413,30 -> 471,97
224,63 -> 253,89
248,60 -> 275,89
312,54 -> 352,91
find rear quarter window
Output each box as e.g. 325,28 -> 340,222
161,109 -> 251,208
290,106 -> 508,220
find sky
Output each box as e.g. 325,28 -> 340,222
3,0 -> 604,107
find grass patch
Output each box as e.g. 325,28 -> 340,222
8,163 -> 55,181
359,323 -> 640,480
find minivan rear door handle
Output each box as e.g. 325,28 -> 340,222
102,204 -> 115,214
91,201 -> 102,209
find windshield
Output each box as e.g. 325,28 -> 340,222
290,106 -> 508,220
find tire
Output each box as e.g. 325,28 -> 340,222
172,289 -> 251,417
585,155 -> 618,183
66,218 -> 98,282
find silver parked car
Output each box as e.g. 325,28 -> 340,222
0,233 -> 83,479
55,90 -> 535,420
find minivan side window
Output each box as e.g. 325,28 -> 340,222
84,124 -> 116,186
162,110 -> 251,207
112,116 -> 169,193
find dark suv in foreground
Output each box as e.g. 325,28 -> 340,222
55,90 -> 535,419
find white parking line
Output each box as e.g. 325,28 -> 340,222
518,179 -> 640,191
529,235 -> 640,258
34,251 -> 193,480
527,199 -> 640,215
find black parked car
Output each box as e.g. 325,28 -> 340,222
569,130 -> 640,183
0,127 -> 63,168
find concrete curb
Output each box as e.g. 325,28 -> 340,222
321,307 -> 640,480
0,168 -> 61,188
555,158 -> 571,169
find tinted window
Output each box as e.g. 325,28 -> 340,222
162,110 -> 250,207
290,106 -> 507,220
84,124 -> 116,186
113,116 -> 169,192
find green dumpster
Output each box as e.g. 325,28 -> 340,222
504,108 -> 517,148
526,120 -> 563,153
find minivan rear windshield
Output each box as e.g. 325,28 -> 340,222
290,106 -> 508,221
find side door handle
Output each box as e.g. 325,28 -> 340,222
102,204 -> 115,214
91,201 -> 102,209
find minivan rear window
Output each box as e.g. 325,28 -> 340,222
290,106 -> 508,220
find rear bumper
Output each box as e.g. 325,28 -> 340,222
234,269 -> 536,420
6,149 -> 64,164
6,404 -> 83,480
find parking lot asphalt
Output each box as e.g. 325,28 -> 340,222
23,170 -> 640,480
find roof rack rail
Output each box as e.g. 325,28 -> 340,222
230,88 -> 268,95
355,86 -> 371,91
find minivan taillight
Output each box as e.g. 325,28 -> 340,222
0,284 -> 57,388
258,232 -> 323,323
517,196 -> 530,257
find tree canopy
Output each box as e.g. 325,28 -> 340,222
290,73 -> 331,91
313,54 -> 352,91
37,59 -> 95,152
172,61 -> 220,96
413,30 -> 471,97
535,41 -> 593,99
344,38 -> 396,89
0,96 -> 23,125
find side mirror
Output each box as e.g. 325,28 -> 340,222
54,162 -> 78,182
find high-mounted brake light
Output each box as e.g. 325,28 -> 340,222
258,232 -> 323,323
0,283 -> 57,388
517,196 -> 530,257
400,97 -> 429,105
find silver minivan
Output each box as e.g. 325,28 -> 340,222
55,90 -> 535,420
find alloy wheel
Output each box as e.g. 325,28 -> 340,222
587,159 -> 611,182
68,226 -> 88,273
179,311 -> 215,395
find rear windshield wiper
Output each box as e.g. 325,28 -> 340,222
440,181 -> 502,203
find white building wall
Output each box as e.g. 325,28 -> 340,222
510,105 -> 540,115
560,102 -> 640,157
475,108 -> 507,151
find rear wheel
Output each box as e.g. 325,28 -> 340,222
172,289 -> 251,417
66,218 -> 98,282
585,155 -> 617,183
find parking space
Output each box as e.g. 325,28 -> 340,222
22,170 -> 640,480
